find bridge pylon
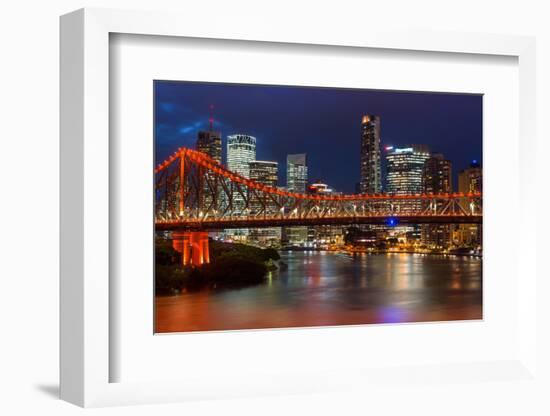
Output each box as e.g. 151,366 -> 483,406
172,231 -> 210,267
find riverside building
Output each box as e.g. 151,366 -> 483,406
226,134 -> 257,241
248,160 -> 281,247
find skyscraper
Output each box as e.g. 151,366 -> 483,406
196,106 -> 222,163
455,160 -> 482,247
360,115 -> 382,194
422,153 -> 452,194
249,160 -> 278,185
307,181 -> 343,247
196,129 -> 222,214
458,160 -> 482,194
284,153 -> 308,246
386,145 -> 431,197
249,160 -> 281,247
195,109 -> 222,221
286,153 -> 308,193
227,134 -> 256,177
196,130 -> 222,163
421,153 -> 453,247
226,134 -> 256,241
385,144 -> 430,241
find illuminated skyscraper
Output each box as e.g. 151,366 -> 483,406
284,153 -> 308,246
227,134 -> 256,177
458,160 -> 482,194
386,145 -> 431,197
286,153 -> 308,193
249,160 -> 278,187
307,181 -> 344,247
422,153 -> 452,194
385,145 -> 430,241
360,115 -> 382,194
196,130 -> 222,213
421,153 -> 453,247
455,160 -> 482,247
226,134 -> 256,241
196,109 -> 223,222
249,160 -> 281,247
196,131 -> 222,163
196,106 -> 222,164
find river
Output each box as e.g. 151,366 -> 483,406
155,251 -> 482,333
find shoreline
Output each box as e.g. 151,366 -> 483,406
280,248 -> 482,258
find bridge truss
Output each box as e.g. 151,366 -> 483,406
155,148 -> 482,232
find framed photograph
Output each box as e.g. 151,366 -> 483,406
60,8 -> 538,407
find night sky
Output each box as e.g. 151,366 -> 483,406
155,81 -> 482,193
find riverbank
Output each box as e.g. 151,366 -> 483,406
343,249 -> 482,258
282,246 -> 482,258
155,239 -> 280,294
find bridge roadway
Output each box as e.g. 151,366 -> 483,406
155,214 -> 483,232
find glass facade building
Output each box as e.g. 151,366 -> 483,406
196,130 -> 222,164
286,153 -> 308,193
359,114 -> 382,194
458,160 -> 482,194
284,153 -> 308,246
226,134 -> 256,241
306,182 -> 344,247
455,161 -> 483,247
249,160 -> 281,247
196,130 -> 222,213
386,144 -> 431,198
422,153 -> 452,194
227,134 -> 257,177
385,144 -> 430,241
421,153 -> 453,248
249,160 -> 278,188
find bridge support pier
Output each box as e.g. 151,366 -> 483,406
172,231 -> 210,267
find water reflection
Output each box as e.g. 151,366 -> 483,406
156,251 -> 482,333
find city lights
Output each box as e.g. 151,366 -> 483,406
154,81 -> 483,333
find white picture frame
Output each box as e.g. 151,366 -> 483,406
60,7 -> 538,407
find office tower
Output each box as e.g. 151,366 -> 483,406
226,134 -> 257,241
227,134 -> 256,177
248,160 -> 281,247
196,128 -> 222,215
287,153 -> 308,193
283,153 -> 308,246
249,160 -> 278,187
196,131 -> 222,163
385,144 -> 431,241
386,145 -> 431,197
423,153 -> 452,194
195,108 -> 222,224
196,106 -> 222,163
307,181 -> 344,247
455,160 -> 483,247
360,115 -> 382,194
458,160 -> 482,194
421,153 -> 453,248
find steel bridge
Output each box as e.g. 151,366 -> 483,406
155,148 -> 481,265
155,147 -> 482,230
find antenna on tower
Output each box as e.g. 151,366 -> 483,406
209,104 -> 214,131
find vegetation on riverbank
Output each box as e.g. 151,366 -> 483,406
155,238 -> 280,294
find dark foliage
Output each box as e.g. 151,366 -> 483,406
155,238 -> 277,293
201,256 -> 267,288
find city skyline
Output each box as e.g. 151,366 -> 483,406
155,80 -> 482,193
154,81 -> 483,333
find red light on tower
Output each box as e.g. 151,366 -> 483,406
209,104 -> 214,131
